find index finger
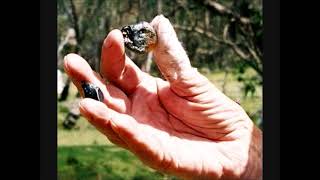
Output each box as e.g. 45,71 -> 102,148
100,29 -> 147,95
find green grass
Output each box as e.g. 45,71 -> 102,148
58,95 -> 110,146
58,145 -> 178,180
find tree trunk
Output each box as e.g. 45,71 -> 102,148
205,10 -> 210,30
157,0 -> 162,14
222,71 -> 229,93
142,52 -> 153,73
69,0 -> 81,43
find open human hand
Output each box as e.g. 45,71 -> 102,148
63,15 -> 262,180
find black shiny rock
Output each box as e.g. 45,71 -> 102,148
81,82 -> 104,102
121,21 -> 157,54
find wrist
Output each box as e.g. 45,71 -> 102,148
241,125 -> 262,180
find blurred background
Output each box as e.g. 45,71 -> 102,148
57,0 -> 262,179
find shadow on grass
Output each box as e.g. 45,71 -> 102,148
58,145 -> 178,180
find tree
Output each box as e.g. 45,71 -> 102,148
58,0 -> 263,125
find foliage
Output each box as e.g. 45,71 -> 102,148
58,145 -> 178,180
57,0 -> 262,79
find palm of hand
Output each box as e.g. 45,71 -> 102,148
122,74 -> 252,179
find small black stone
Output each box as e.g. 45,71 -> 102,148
81,82 -> 104,102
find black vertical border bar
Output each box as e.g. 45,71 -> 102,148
264,0 -> 280,179
40,0 -> 57,179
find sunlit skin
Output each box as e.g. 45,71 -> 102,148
64,15 -> 262,180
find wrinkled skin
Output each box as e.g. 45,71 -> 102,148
64,15 -> 262,180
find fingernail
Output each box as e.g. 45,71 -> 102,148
79,98 -> 95,109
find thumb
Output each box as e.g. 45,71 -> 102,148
150,15 -> 208,97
